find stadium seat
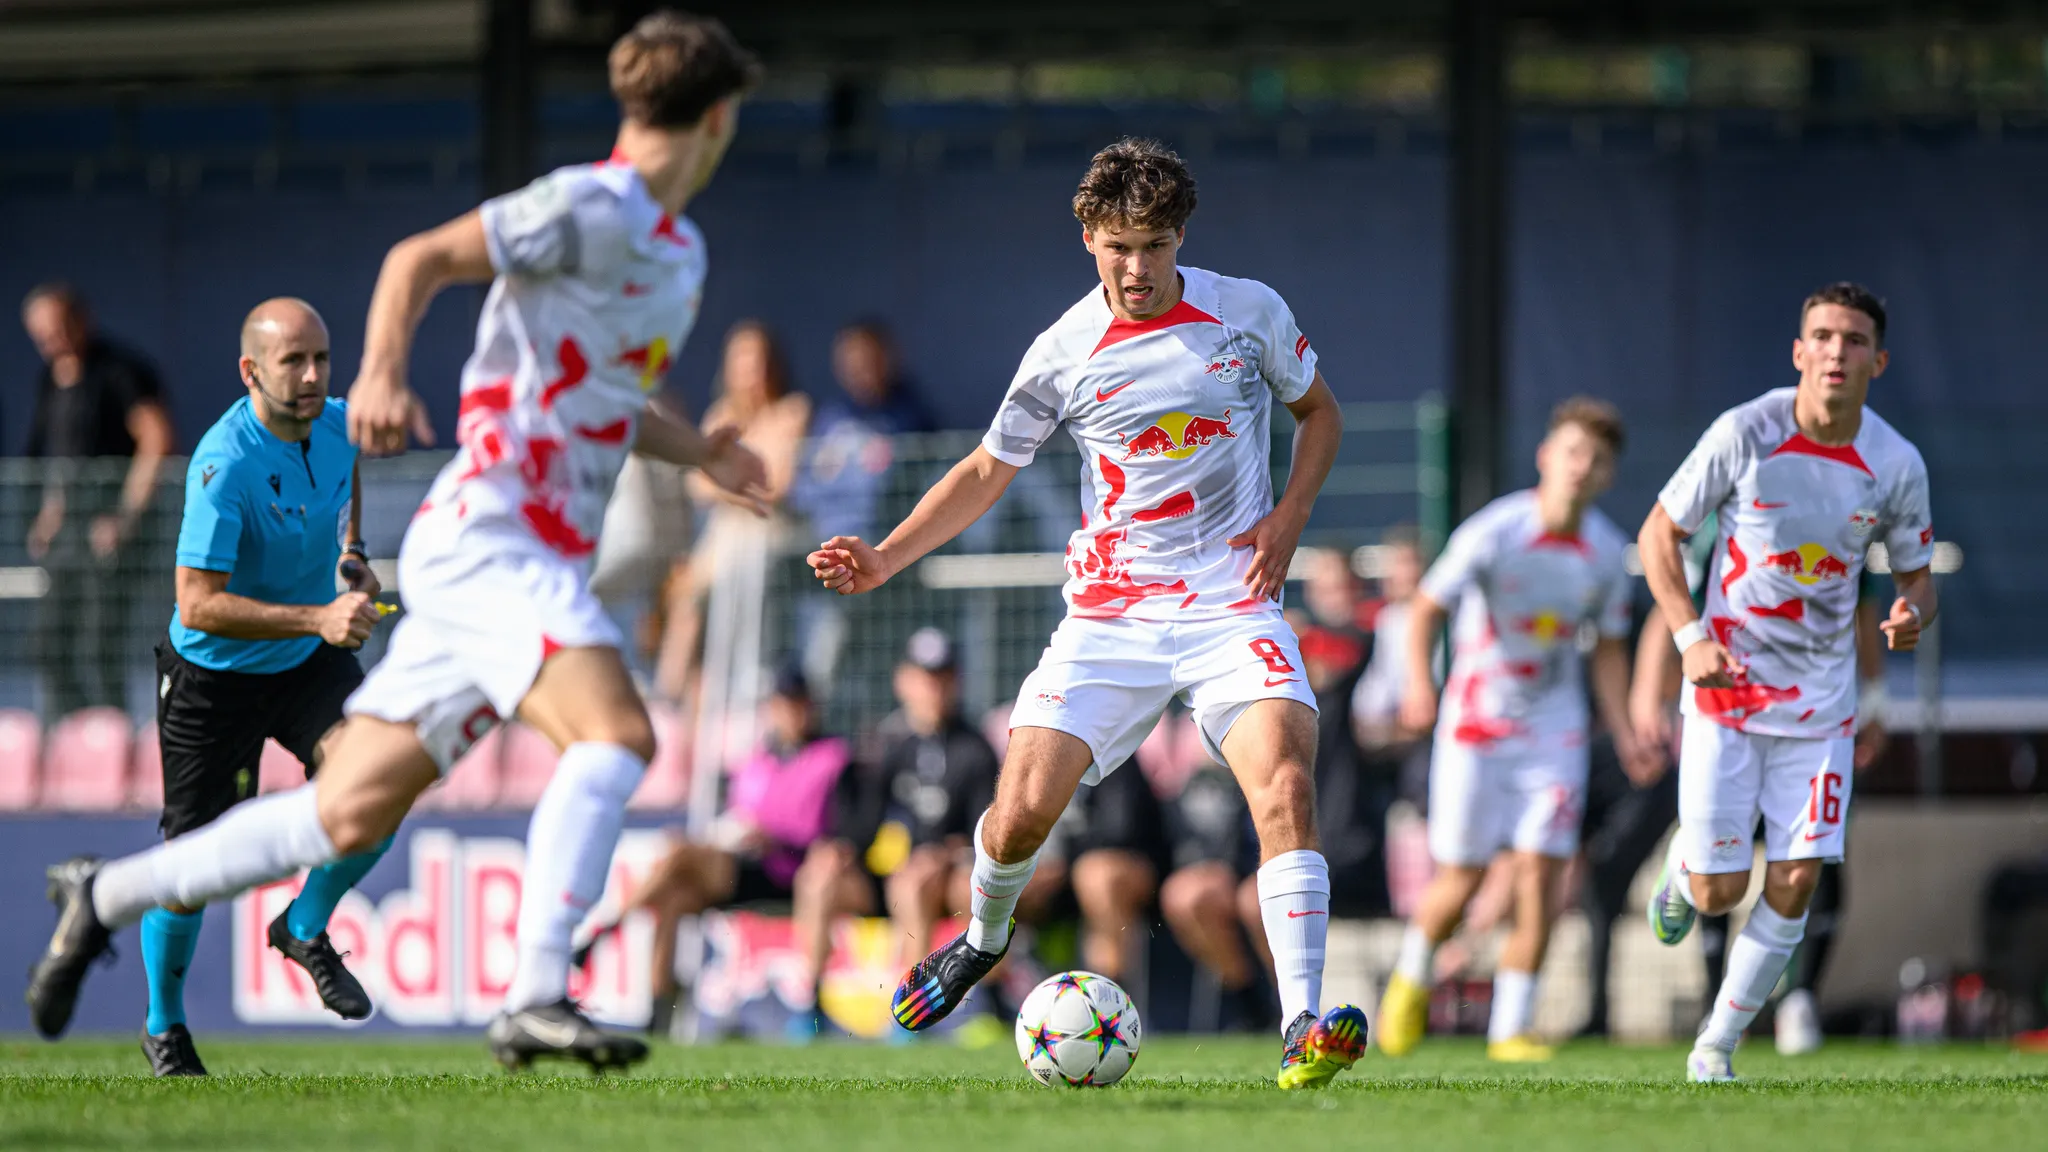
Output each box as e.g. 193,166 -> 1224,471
258,738 -> 307,794
422,724 -> 503,810
129,724 -> 163,811
0,707 -> 41,809
41,708 -> 134,811
496,722 -> 560,808
629,701 -> 691,811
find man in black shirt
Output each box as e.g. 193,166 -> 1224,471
21,284 -> 175,713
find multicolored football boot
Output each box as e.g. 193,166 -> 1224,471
1648,833 -> 1699,946
890,923 -> 1009,1033
1276,1004 -> 1369,1089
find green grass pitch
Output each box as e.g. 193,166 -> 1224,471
3,1035 -> 2042,1151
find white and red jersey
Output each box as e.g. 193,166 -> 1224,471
1421,490 -> 1632,744
980,267 -> 1318,621
1659,388 -> 1932,738
417,156 -> 706,563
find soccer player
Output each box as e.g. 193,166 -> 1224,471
1374,397 -> 1638,1062
27,11 -> 769,1073
128,298 -> 392,1076
1638,282 -> 1934,1082
807,138 -> 1368,1088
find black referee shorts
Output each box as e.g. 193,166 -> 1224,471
154,639 -> 365,839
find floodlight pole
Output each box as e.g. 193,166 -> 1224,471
1448,0 -> 1508,518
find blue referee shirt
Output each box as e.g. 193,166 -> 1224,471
168,396 -> 357,674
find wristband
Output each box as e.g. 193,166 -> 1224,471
1671,619 -> 1709,654
343,541 -> 369,561
1855,677 -> 1888,733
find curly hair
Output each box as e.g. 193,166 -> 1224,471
609,10 -> 762,129
1071,137 -> 1198,233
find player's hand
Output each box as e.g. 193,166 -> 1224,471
1681,639 -> 1737,689
1398,677 -> 1439,736
1629,685 -> 1674,761
1879,596 -> 1923,651
1614,725 -> 1667,787
346,367 -> 434,457
87,514 -> 125,561
318,591 -> 382,649
1854,717 -> 1890,771
808,535 -> 893,596
338,555 -> 382,598
1227,506 -> 1307,603
700,426 -> 771,515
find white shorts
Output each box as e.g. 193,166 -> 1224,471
1676,715 -> 1853,872
1426,730 -> 1588,865
1009,613 -> 1318,784
345,514 -> 623,772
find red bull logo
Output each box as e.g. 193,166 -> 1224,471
1203,356 -> 1246,385
614,336 -> 672,393
1117,410 -> 1236,460
1760,542 -> 1852,586
1512,610 -> 1567,645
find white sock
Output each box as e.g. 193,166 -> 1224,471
1699,901 -> 1807,1052
505,742 -> 643,1012
1393,924 -> 1435,985
1667,832 -> 1699,910
1488,968 -> 1538,1043
1257,849 -> 1331,1029
93,786 -> 336,929
964,812 -> 1038,954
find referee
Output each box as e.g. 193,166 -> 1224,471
140,298 -> 392,1076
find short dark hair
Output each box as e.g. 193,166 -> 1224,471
21,282 -> 84,317
1801,281 -> 1887,344
608,10 -> 762,130
1548,395 -> 1626,456
1072,137 -> 1198,233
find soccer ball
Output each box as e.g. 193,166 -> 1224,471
1013,970 -> 1142,1087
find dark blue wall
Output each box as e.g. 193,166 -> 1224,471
3,126 -> 2043,657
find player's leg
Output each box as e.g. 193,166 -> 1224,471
1383,736 -> 1494,1055
1691,734 -> 1847,1078
1484,746 -> 1588,1061
1775,861 -> 1842,1055
1070,848 -> 1157,981
1650,717 -> 1763,948
263,646 -> 386,1020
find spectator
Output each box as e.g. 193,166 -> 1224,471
1053,759 -> 1168,987
824,320 -> 936,437
790,628 -> 1064,1023
792,321 -> 935,545
577,664 -> 848,1033
650,321 -> 810,704
21,283 -> 175,713
1155,759 -> 1270,1030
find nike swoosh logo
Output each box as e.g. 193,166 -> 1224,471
1095,379 -> 1136,402
1752,499 -> 1788,510
1264,676 -> 1300,687
1803,830 -> 1834,841
518,1015 -> 585,1047
1286,909 -> 1327,919
1727,999 -> 1760,1012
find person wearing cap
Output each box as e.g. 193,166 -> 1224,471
577,663 -> 849,1033
792,627 -> 1061,1026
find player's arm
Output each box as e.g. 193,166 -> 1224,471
1630,606 -> 1681,756
1881,564 -> 1937,651
1230,372 -> 1343,601
633,397 -> 770,512
810,447 -> 1019,596
1853,594 -> 1889,769
176,567 -> 381,649
351,211 -> 495,454
1590,635 -> 1642,769
1396,591 -> 1447,735
1638,503 -> 1735,689
1876,450 -> 1938,652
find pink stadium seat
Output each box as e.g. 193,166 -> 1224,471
981,706 -> 1011,761
629,701 -> 690,811
422,724 -> 503,810
0,707 -> 41,809
258,738 -> 306,794
496,721 -> 560,808
42,707 -> 135,812
129,724 -> 163,811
